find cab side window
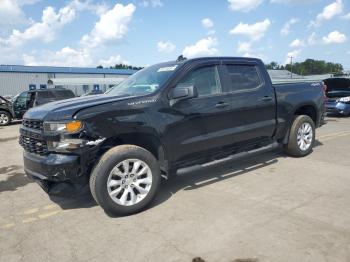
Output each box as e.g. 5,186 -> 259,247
15,92 -> 29,107
224,65 -> 262,92
176,66 -> 222,97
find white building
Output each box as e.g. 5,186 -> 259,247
0,65 -> 136,97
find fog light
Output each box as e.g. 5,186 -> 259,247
48,139 -> 84,150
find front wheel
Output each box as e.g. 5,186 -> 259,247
90,145 -> 161,216
284,115 -> 315,157
0,111 -> 12,126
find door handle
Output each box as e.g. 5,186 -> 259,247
215,102 -> 229,108
260,96 -> 273,102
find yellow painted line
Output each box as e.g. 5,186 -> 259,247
22,217 -> 37,223
318,131 -> 350,139
23,208 -> 39,215
321,132 -> 350,142
43,204 -> 57,210
2,223 -> 15,229
38,210 -> 61,219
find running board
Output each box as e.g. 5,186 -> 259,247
176,142 -> 279,175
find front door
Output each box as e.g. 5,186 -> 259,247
13,91 -> 29,119
164,62 -> 235,165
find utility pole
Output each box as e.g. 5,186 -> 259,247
289,56 -> 293,79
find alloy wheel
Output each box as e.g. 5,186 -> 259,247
107,159 -> 153,206
297,122 -> 313,151
0,113 -> 9,125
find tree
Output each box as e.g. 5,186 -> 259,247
111,64 -> 144,70
266,59 -> 343,75
97,64 -> 144,70
265,61 -> 279,70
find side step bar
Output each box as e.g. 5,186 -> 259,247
176,142 -> 279,175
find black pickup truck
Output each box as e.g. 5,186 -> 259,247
19,57 -> 325,215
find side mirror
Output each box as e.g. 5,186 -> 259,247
170,85 -> 198,102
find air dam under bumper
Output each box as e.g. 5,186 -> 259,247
23,151 -> 82,194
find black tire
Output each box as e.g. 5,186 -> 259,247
0,110 -> 12,126
285,115 -> 315,157
89,145 -> 161,216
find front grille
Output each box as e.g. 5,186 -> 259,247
22,119 -> 43,131
20,119 -> 47,155
19,135 -> 48,155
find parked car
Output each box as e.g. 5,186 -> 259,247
0,96 -> 15,126
82,90 -> 104,96
324,78 -> 350,116
0,88 -> 75,126
20,57 -> 326,215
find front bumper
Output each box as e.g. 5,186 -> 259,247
24,151 -> 80,181
23,151 -> 86,194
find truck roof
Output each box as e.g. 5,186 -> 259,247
27,88 -> 73,93
167,56 -> 263,65
183,56 -> 263,63
153,56 -> 263,69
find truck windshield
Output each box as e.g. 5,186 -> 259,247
106,63 -> 179,96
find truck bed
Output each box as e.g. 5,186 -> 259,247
271,78 -> 326,85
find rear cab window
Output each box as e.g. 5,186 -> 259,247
37,91 -> 55,100
37,90 -> 75,100
223,64 -> 263,93
52,90 -> 75,99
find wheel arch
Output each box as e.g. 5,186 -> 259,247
293,104 -> 318,125
281,104 -> 318,145
0,109 -> 14,118
97,132 -> 169,176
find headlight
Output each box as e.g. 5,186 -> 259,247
44,120 -> 82,133
337,97 -> 350,103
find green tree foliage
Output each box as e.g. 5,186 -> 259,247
266,59 -> 343,75
97,64 -> 144,70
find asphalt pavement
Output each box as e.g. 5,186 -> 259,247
1,117 -> 350,262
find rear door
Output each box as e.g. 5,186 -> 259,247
221,61 -> 276,146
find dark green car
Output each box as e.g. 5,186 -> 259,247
0,89 -> 75,126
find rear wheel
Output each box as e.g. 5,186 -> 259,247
285,115 -> 315,157
0,111 -> 11,126
90,145 -> 161,216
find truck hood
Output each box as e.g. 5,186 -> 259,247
0,96 -> 12,106
24,94 -> 134,121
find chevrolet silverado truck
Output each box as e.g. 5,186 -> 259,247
19,57 -> 326,215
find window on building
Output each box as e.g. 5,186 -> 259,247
83,85 -> 89,93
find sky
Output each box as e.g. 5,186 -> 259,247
0,0 -> 349,69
